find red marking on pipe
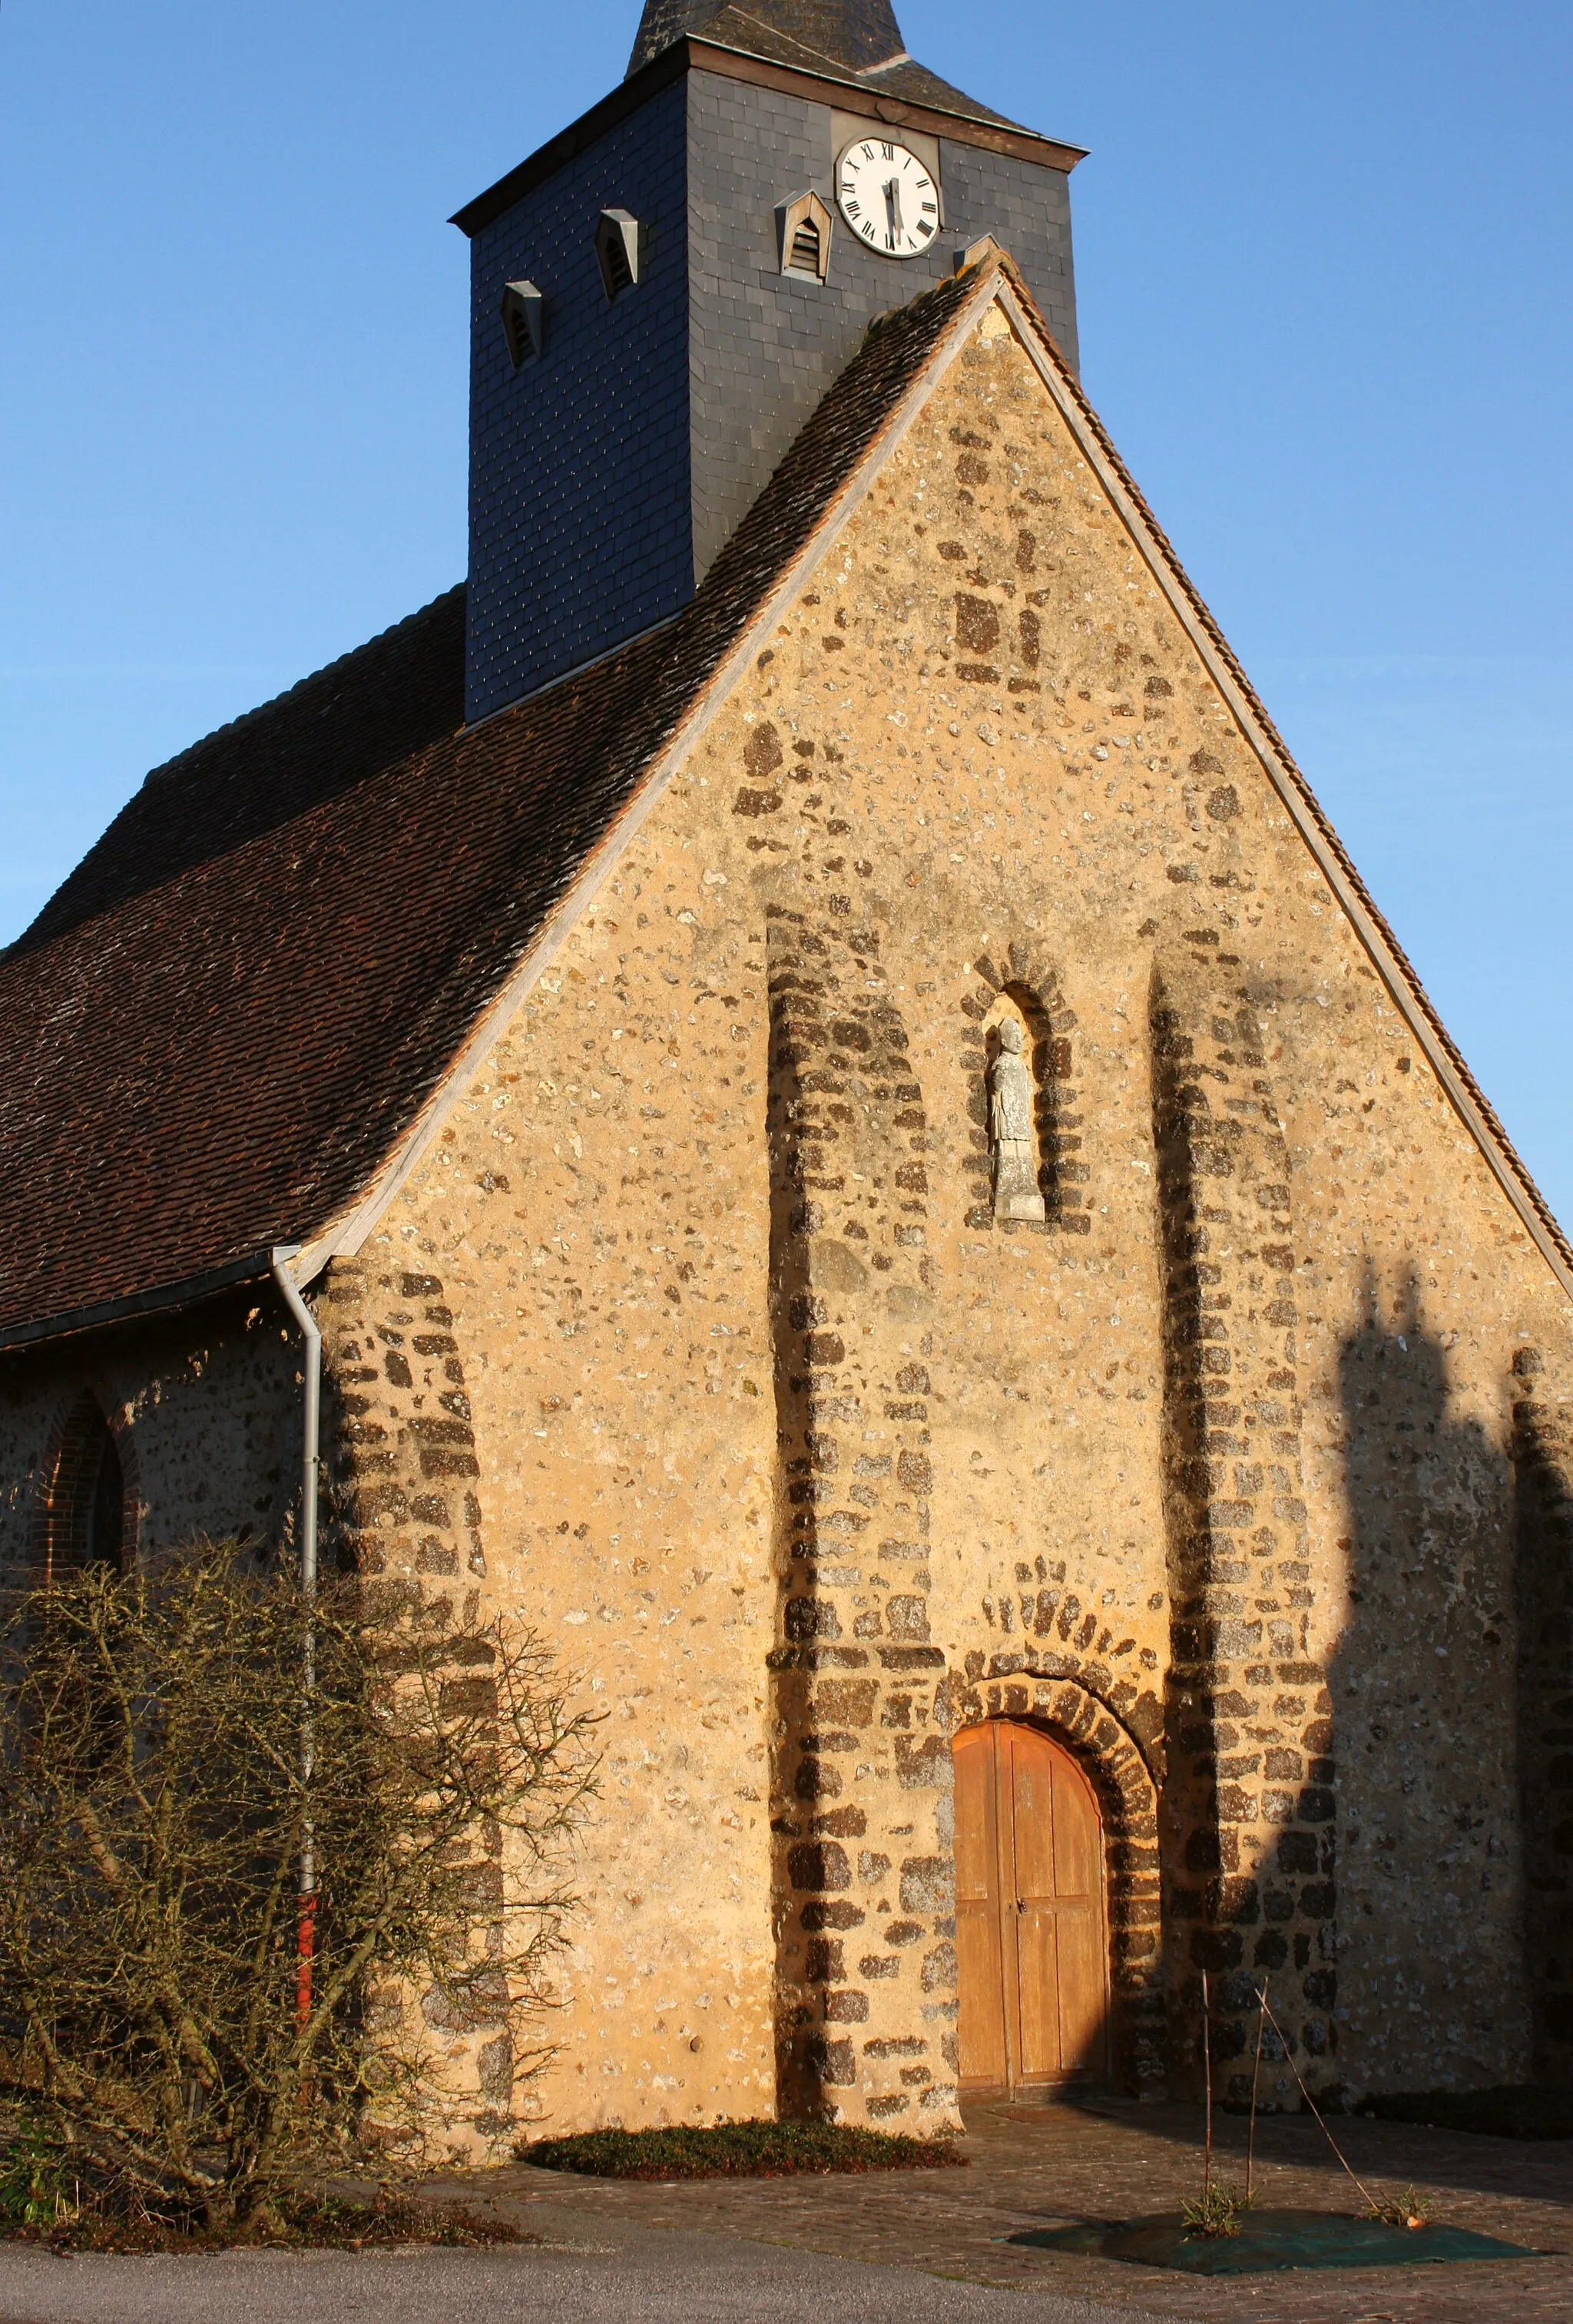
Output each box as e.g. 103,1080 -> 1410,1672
296,1894 -> 317,2031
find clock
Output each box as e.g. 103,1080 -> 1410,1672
835,138 -> 941,260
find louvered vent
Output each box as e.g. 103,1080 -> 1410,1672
777,191 -> 833,284
789,216 -> 822,277
603,233 -> 633,295
594,209 -> 643,302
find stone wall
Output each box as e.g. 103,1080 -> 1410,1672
423,293 -> 1566,2117
0,1289 -> 304,1597
763,859 -> 957,2126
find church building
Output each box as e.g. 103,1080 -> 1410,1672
4,0 -> 1573,2152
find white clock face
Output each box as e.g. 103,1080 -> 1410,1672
835,139 -> 940,260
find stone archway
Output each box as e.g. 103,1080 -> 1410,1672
954,946 -> 1088,1235
952,1663 -> 1167,2095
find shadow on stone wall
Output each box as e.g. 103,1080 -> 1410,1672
1508,1345 -> 1573,2084
1329,1266 -> 1527,2096
761,893 -> 953,2127
1148,962 -> 1336,2104
763,942 -> 824,2115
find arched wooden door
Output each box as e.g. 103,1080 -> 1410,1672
953,1721 -> 1110,2095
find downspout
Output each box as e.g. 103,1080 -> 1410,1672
271,1248 -> 320,2033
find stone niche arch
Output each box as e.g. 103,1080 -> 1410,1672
953,1656 -> 1167,2094
956,948 -> 1087,1233
31,1387 -> 140,1584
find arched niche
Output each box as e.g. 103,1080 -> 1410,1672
37,1392 -> 134,1584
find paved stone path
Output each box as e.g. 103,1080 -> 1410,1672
422,2096 -> 1573,2322
0,2230 -> 1163,2324
0,2098 -> 1569,2322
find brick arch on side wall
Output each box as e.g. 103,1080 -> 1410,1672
955,945 -> 1088,1234
952,1650 -> 1167,2095
29,1385 -> 142,1584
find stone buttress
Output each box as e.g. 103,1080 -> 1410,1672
316,1256 -> 515,2151
760,764 -> 959,2127
1151,958 -> 1338,2098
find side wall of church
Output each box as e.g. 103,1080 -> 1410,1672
0,1289 -> 306,1597
375,296 -> 1573,2127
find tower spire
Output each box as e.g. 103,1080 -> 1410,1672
628,0 -> 907,79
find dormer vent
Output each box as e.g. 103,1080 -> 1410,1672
595,209 -> 642,301
499,280 -> 544,370
777,192 -> 833,285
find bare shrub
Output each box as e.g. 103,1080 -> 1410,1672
0,1545 -> 595,2228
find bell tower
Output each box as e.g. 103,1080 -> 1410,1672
452,0 -> 1085,723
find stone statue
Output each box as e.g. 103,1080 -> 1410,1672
989,1019 -> 1045,1221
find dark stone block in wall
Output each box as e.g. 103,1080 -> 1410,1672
899,1856 -> 952,1913
805,1938 -> 843,1982
790,1839 -> 852,1890
801,1899 -> 864,1929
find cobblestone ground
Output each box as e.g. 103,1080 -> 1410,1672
423,2097 -> 1573,2322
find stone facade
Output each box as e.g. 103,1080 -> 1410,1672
6,288 -> 1572,2149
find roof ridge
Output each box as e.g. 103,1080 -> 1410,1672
139,584 -> 465,794
9,582 -> 467,963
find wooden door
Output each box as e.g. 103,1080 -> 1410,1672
954,1722 -> 1109,2095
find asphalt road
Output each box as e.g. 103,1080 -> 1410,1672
0,2213 -> 1175,2324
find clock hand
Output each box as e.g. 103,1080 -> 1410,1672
884,177 -> 903,239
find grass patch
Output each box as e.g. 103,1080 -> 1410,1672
518,2119 -> 967,2180
2,2183 -> 531,2254
1181,2182 -> 1245,2239
1356,2085 -> 1573,2141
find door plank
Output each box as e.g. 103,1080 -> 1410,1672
954,1724 -> 1008,2091
1008,1725 -> 1064,2080
1049,1746 -> 1108,2074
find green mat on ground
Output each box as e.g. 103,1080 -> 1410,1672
1008,2208 -> 1538,2275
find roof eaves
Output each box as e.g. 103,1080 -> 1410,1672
685,34 -> 1085,159
450,36 -> 1081,237
0,1249 -> 278,1359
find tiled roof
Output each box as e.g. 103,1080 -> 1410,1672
630,0 -> 904,76
0,270 -> 978,1348
17,590 -> 467,960
628,0 -> 1030,137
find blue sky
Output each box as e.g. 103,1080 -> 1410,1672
3,2 -> 1571,1217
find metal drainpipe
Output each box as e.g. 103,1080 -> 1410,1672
271,1249 -> 320,2032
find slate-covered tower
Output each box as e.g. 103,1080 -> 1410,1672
455,0 -> 1084,719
